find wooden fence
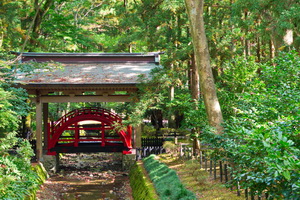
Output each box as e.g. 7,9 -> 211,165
180,144 -> 270,200
136,146 -> 165,160
136,135 -> 180,160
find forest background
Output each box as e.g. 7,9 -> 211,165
0,0 -> 299,199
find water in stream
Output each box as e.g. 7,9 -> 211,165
36,153 -> 133,200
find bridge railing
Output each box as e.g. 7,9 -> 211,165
51,107 -> 122,131
47,107 -> 133,155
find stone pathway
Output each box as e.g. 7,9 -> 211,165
36,153 -> 133,200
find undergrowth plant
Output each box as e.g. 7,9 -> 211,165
199,51 -> 300,199
0,60 -> 42,199
0,131 -> 41,199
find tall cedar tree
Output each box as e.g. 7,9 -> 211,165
185,0 -> 223,133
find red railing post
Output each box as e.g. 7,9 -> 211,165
126,125 -> 132,148
101,122 -> 105,146
74,122 -> 79,147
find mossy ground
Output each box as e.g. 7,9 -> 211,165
158,154 -> 244,200
129,161 -> 159,200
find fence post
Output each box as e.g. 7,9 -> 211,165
250,189 -> 255,200
143,147 -> 147,157
237,181 -> 241,196
209,159 -> 212,176
214,160 -> 217,180
224,163 -> 228,183
245,188 -> 248,200
219,161 -> 223,182
229,164 -> 233,191
265,193 -> 269,199
205,152 -> 208,171
200,151 -> 203,168
136,148 -> 139,160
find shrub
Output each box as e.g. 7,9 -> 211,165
0,135 -> 42,199
143,155 -> 196,200
199,51 -> 300,199
163,141 -> 177,154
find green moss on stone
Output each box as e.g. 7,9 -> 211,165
25,163 -> 49,200
143,155 -> 197,200
129,161 -> 159,200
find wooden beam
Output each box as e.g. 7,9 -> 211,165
30,95 -> 131,103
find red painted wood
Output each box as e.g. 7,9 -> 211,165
47,107 -> 132,155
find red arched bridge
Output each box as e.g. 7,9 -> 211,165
47,108 -> 132,155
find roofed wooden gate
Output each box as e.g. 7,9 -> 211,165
13,52 -> 162,161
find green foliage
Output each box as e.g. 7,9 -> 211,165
142,124 -> 156,136
0,89 -> 18,138
180,98 -> 208,132
162,141 -> 177,154
202,120 -> 300,199
0,53 -> 43,199
201,51 -> 300,199
143,154 -> 196,200
0,0 -> 299,198
0,133 -> 41,199
124,62 -> 193,129
129,162 -> 159,200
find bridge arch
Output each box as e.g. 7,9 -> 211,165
47,108 -> 132,155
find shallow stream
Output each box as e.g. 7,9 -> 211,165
36,153 -> 133,200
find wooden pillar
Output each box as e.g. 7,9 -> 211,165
36,100 -> 43,162
134,125 -> 142,148
43,103 -> 48,154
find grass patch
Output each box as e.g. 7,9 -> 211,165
158,154 -> 244,200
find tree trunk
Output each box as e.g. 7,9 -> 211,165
185,0 -> 223,134
168,85 -> 176,128
0,30 -> 3,50
150,109 -> 164,132
256,36 -> 261,62
269,38 -> 275,60
190,53 -> 200,101
190,54 -> 200,154
30,0 -> 54,47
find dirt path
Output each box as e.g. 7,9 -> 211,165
36,153 -> 133,200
